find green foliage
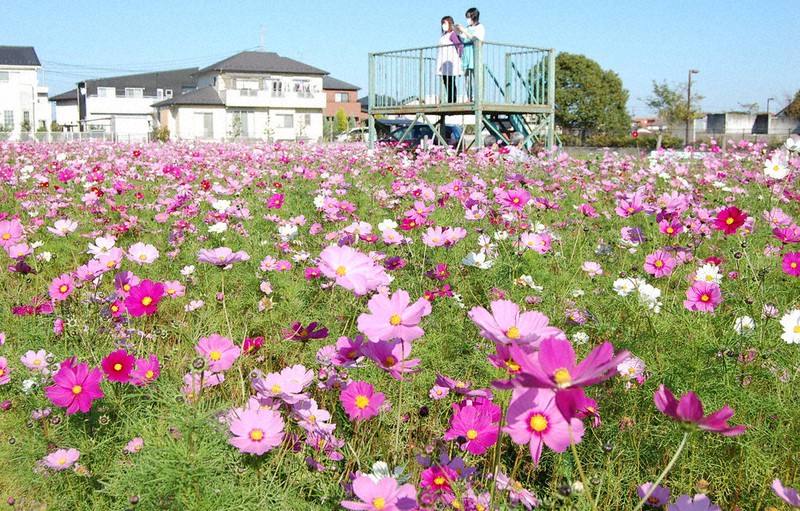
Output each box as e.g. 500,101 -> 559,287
645,80 -> 704,129
555,52 -> 631,135
784,89 -> 800,119
335,108 -> 348,134
154,125 -> 170,143
559,132 -> 683,149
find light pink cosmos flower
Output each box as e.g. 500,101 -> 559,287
341,474 -> 417,511
124,437 -> 144,454
251,365 -> 314,404
361,339 -> 422,380
20,349 -> 52,373
126,242 -> 159,264
196,247 -> 250,267
42,448 -> 80,470
357,289 -> 432,343
667,494 -> 721,511
581,261 -> 603,277
0,218 -> 24,248
47,219 -> 78,237
162,280 -> 185,298
318,245 -> 389,296
228,403 -> 285,455
504,387 -> 584,467
772,479 -> 800,508
644,250 -> 677,278
6,242 -> 32,260
196,334 -> 240,372
468,299 -> 566,346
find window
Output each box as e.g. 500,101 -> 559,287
97,87 -> 116,97
293,80 -> 312,98
0,71 -> 8,83
194,112 -> 214,139
23,111 -> 30,124
334,92 -> 349,102
156,88 -> 164,99
4,110 -> 14,130
303,113 -> 312,126
230,110 -> 254,137
125,88 -> 144,98
276,114 -> 293,128
236,78 -> 260,90
268,79 -> 284,97
165,89 -> 173,98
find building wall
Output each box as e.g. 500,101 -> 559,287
324,89 -> 366,120
0,66 -> 50,136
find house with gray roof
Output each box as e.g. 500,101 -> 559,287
50,68 -> 198,140
153,51 -> 328,141
0,46 -> 51,139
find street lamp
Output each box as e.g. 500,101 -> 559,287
686,69 -> 699,144
766,97 -> 775,115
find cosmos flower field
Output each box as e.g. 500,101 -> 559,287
0,138 -> 799,510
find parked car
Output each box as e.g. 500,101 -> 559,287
378,122 -> 463,149
335,127 -> 369,143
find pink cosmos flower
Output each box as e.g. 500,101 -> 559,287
124,437 -> 144,454
782,252 -> 800,277
228,403 -> 285,455
114,271 -> 141,297
654,384 -> 745,436
0,357 -> 10,385
196,247 -> 251,267
124,279 -> 165,317
683,281 -> 722,313
162,280 -> 185,298
341,474 -> 418,511
196,334 -> 240,372
419,465 -> 459,494
713,206 -> 747,235
637,482 -> 671,507
659,218 -> 684,237
504,387 -> 584,467
6,242 -> 32,260
468,299 -> 565,346
667,494 -> 721,511
252,365 -> 313,404
497,187 -> 531,211
772,479 -> 800,508
20,349 -> 51,373
357,289 -> 432,343
48,219 -> 78,236
101,349 -> 135,383
340,380 -> 385,424
495,471 -> 539,509
644,250 -> 677,278
361,339 -> 422,380
443,403 -> 498,455
45,358 -> 105,415
126,242 -> 159,264
130,354 -> 161,386
42,448 -> 80,470
581,261 -> 603,277
318,245 -> 389,296
48,274 -> 76,302
0,218 -> 24,248
421,226 -> 448,247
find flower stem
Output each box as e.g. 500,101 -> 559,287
632,431 -> 690,511
220,272 -> 232,338
568,423 -> 597,511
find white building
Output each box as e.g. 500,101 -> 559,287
0,46 -> 51,139
153,51 -> 327,142
50,68 -> 198,141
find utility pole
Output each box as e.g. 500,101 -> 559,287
686,69 -> 699,144
260,26 -> 265,52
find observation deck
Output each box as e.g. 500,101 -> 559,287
368,41 -> 555,150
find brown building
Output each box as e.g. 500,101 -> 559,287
323,76 -> 366,124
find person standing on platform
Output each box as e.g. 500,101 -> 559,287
437,16 -> 463,104
457,7 -> 485,102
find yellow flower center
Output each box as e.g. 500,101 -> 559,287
72,385 -> 82,395
389,314 -> 402,325
107,260 -> 116,268
505,359 -> 520,372
466,429 -> 478,440
141,296 -> 153,306
58,457 -> 67,465
666,227 -> 674,234
114,363 -> 122,371
434,476 -> 446,487
700,294 -> 710,302
384,356 -> 396,366
373,497 -> 386,510
455,381 -> 465,388
705,275 -> 713,281
145,370 -> 154,379
529,413 -> 548,432
553,368 -> 571,387
249,429 -> 264,441
654,260 -> 663,268
355,395 -> 369,409
1,233 -> 9,240
139,254 -> 147,261
336,265 -> 346,276
792,262 -> 797,269
271,384 -> 281,394
209,350 -> 221,361
123,284 -> 130,291
59,284 -> 68,293
725,217 -> 734,225
0,370 -> 3,377
506,326 -> 520,339
33,360 -> 41,366
167,288 -> 175,295
794,325 -> 800,333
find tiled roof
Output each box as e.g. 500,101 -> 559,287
152,86 -> 223,107
0,46 -> 41,67
50,68 -> 198,102
323,76 -> 360,91
198,51 -> 327,76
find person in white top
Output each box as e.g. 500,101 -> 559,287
436,16 -> 463,103
456,8 -> 485,102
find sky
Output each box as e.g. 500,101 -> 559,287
4,1 -> 798,117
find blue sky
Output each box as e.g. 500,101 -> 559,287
5,1 -> 798,116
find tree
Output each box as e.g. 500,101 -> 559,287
738,102 -> 759,115
554,53 -> 631,137
785,90 -> 800,119
335,108 -> 348,134
645,80 -> 703,132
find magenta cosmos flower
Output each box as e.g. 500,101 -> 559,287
48,274 -> 76,302
196,247 -> 250,267
101,349 -> 135,382
341,474 -> 418,511
228,404 -> 285,455
42,448 -> 80,471
318,245 -> 389,296
124,279 -> 165,317
782,252 -> 800,277
130,354 -> 160,386
713,206 -> 747,235
357,289 -> 432,343
504,387 -> 584,467
644,250 -> 677,278
772,479 -> 800,508
45,358 -> 104,415
340,380 -> 385,424
196,334 -> 240,372
654,384 -> 745,436
468,299 -> 565,346
683,281 -> 722,313
443,403 -> 498,455
0,357 -> 10,385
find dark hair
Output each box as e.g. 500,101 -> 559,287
441,16 -> 455,32
466,8 -> 480,23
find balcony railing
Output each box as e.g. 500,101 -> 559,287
369,41 -> 554,114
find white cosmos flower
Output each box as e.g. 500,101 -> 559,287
785,137 -> 799,152
764,153 -> 789,180
462,251 -> 494,269
208,222 -> 228,234
694,263 -> 722,285
733,316 -> 755,336
211,199 -> 231,212
779,309 -> 800,344
277,224 -> 298,241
